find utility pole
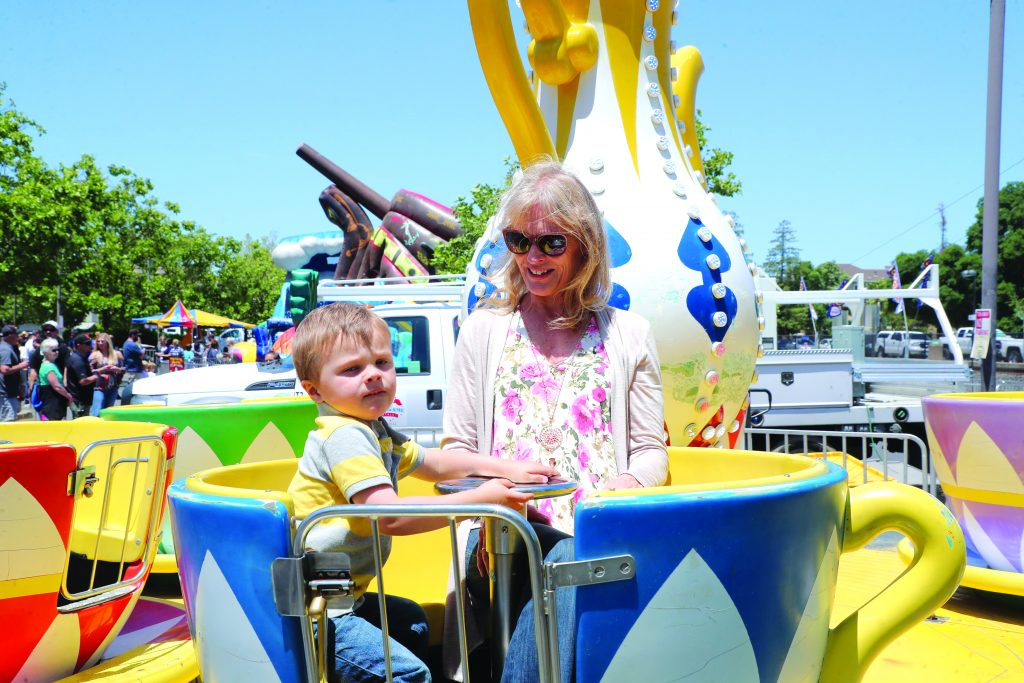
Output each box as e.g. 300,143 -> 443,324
937,203 -> 947,252
981,0 -> 1005,392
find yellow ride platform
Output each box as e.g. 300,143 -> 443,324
835,547 -> 1024,681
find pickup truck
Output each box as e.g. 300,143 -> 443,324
874,330 -> 929,358
943,327 -> 1023,362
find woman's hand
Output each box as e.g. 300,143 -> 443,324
489,460 -> 560,484
605,473 -> 642,490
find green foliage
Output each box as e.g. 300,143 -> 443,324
431,158 -> 518,275
965,181 -> 1024,325
695,110 -> 742,198
0,84 -> 284,338
762,220 -> 801,287
775,260 -> 845,335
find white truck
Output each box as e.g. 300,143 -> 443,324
874,330 -> 930,359
127,278 -> 463,434
943,326 -> 1023,362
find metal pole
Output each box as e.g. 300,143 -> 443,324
981,0 -> 1005,391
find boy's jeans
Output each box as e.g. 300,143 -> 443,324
328,592 -> 431,683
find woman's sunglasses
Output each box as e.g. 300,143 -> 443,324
502,230 -> 569,256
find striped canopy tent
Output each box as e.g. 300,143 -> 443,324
157,301 -> 197,328
132,305 -> 254,329
188,310 -> 255,329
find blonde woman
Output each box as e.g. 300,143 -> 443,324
442,160 -> 667,682
88,332 -> 124,415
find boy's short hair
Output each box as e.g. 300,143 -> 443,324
292,303 -> 389,382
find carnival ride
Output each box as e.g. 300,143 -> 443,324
3,0 -> 1024,681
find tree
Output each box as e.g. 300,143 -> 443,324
695,110 -> 741,198
432,159 -> 518,275
0,84 -> 284,337
965,181 -> 1024,325
762,220 -> 801,288
774,260 -> 844,335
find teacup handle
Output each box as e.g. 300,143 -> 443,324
820,482 -> 965,683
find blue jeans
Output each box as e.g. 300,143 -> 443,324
90,386 -> 119,416
2,396 -> 19,422
465,525 -> 576,683
327,592 -> 430,683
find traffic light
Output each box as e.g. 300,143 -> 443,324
287,269 -> 318,326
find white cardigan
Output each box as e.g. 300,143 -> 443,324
441,306 -> 668,487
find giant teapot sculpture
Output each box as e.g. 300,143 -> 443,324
464,0 -> 763,447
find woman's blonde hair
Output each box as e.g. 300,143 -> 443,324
93,332 -> 118,365
292,303 -> 389,382
488,159 -> 610,328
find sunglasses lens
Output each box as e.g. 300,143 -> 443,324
539,234 -> 568,255
503,230 -> 531,254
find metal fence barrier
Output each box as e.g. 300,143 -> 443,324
743,427 -> 937,496
280,504 -> 560,683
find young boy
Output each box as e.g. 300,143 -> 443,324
288,303 -> 558,683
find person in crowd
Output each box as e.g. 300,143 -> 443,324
37,338 -> 73,420
121,329 -> 144,387
154,335 -> 170,364
441,161 -> 668,682
263,350 -> 280,362
287,302 -> 557,683
0,325 -> 28,422
88,332 -> 124,415
28,320 -> 68,398
18,330 -> 32,362
65,333 -> 99,418
204,341 -> 221,365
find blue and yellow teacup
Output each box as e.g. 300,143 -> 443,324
573,448 -> 965,683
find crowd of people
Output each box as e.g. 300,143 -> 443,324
0,322 -> 241,422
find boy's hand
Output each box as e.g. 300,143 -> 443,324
490,460 -> 560,485
475,478 -> 533,508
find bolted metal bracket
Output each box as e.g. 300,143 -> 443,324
67,465 -> 98,498
272,551 -> 356,617
545,554 -> 636,590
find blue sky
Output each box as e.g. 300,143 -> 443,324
2,1 -> 1021,268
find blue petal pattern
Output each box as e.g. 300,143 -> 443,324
678,218 -> 737,343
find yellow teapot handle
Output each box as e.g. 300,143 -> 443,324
821,482 -> 965,682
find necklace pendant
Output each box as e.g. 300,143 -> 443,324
540,426 -> 563,451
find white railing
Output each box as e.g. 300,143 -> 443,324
743,427 -> 937,496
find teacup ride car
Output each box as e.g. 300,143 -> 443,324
0,418 -> 196,682
898,393 -> 1024,598
101,397 -> 317,573
168,447 -> 966,683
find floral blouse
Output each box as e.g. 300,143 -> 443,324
491,313 -> 615,534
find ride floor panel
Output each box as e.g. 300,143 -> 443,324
834,548 -> 1024,681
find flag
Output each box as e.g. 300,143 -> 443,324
917,253 -> 934,310
799,276 -> 818,321
827,279 -> 847,318
887,262 -> 904,314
